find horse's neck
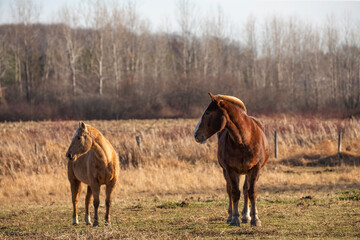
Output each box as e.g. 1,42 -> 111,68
223,104 -> 251,146
88,128 -> 110,164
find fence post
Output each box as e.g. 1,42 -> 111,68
136,135 -> 141,148
338,130 -> 341,153
34,143 -> 38,155
274,131 -> 278,158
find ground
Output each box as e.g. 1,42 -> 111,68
1,183 -> 359,239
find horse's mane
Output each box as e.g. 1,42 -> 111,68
83,124 -> 103,139
216,94 -> 247,113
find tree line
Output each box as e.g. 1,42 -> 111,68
0,0 -> 359,121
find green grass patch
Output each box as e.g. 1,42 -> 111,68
336,189 -> 360,201
156,200 -> 189,209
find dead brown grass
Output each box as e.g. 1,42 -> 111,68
0,115 -> 360,205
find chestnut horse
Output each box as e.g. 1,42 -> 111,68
194,93 -> 269,227
66,122 -> 119,226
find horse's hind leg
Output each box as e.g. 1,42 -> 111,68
105,180 -> 117,225
70,180 -> 82,225
247,166 -> 261,226
242,175 -> 251,223
85,185 -> 93,225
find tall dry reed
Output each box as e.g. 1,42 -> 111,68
0,116 -> 359,204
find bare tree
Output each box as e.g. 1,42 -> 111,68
0,34 -> 8,85
340,14 -> 359,109
243,15 -> 257,88
89,0 -> 109,96
10,0 -> 41,102
59,4 -> 83,96
110,7 -> 124,95
324,14 -> 340,104
176,0 -> 197,79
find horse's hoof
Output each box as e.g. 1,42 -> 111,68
72,218 -> 79,226
229,217 -> 240,227
242,216 -> 251,223
226,216 -> 232,224
251,218 -> 261,227
85,215 -> 92,225
241,218 -> 249,223
93,221 -> 99,227
104,221 -> 111,226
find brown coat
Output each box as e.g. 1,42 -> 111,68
66,122 -> 119,226
194,93 -> 269,227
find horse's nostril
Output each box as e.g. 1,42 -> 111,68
66,153 -> 71,159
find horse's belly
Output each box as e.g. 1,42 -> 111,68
219,147 -> 256,174
228,156 -> 254,174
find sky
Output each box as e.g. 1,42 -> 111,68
0,0 -> 359,32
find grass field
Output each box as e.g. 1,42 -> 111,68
0,116 -> 360,239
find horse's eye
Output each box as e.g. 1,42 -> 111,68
77,136 -> 81,140
204,111 -> 210,115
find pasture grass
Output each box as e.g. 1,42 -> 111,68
0,188 -> 359,239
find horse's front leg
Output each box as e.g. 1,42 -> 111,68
247,166 -> 261,226
242,175 -> 251,223
85,185 -> 93,225
90,182 -> 101,227
223,169 -> 233,224
70,180 -> 82,225
228,170 -> 241,227
105,179 -> 117,225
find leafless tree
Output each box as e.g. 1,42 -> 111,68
59,4 -> 83,96
1,5 -> 360,120
10,0 -> 41,102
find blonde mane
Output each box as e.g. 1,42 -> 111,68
216,94 -> 247,113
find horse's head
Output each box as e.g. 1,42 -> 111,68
194,92 -> 227,144
66,122 -> 93,161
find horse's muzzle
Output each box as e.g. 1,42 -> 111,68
66,152 -> 75,161
194,133 -> 207,144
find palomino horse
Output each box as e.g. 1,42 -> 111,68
194,93 -> 269,227
66,122 -> 119,226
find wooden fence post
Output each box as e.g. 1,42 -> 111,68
338,130 -> 341,153
34,143 -> 38,155
274,131 -> 278,158
136,136 -> 141,148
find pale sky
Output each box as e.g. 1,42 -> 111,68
0,0 -> 359,32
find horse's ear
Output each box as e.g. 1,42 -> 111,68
80,122 -> 86,130
219,100 -> 225,108
208,92 -> 216,101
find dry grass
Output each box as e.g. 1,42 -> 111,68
0,116 -> 360,205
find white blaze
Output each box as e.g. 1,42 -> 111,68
72,128 -> 79,141
194,110 -> 206,136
